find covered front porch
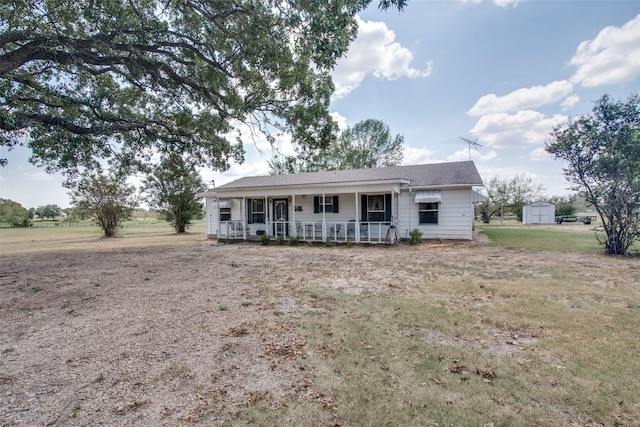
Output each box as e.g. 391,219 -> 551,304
211,190 -> 401,244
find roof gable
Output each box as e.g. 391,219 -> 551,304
218,161 -> 482,190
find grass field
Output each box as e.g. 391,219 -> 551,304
478,222 -> 640,255
236,224 -> 640,426
1,221 -> 639,426
236,245 -> 639,426
0,219 -> 206,255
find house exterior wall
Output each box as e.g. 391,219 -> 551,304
205,193 -> 362,238
205,186 -> 475,241
396,188 -> 474,240
204,197 -> 217,238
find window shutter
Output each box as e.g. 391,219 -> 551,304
385,194 -> 392,222
247,199 -> 253,224
361,194 -> 367,221
314,196 -> 320,213
333,195 -> 339,213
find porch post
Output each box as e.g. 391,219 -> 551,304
355,192 -> 360,243
391,191 -> 395,224
322,193 -> 326,241
265,196 -> 269,237
409,191 -> 413,236
292,194 -> 296,236
214,197 -> 218,238
242,196 -> 247,240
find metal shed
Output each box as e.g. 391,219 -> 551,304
522,201 -> 556,224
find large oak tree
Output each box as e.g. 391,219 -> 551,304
1,0 -> 406,174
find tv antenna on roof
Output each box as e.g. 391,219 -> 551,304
458,136 -> 482,160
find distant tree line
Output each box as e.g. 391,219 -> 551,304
476,174 -> 546,223
0,199 -> 31,227
475,176 -> 590,224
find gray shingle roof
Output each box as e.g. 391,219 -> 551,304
218,161 -> 482,190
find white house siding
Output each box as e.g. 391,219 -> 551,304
204,198 -> 245,238
397,188 -> 474,240
203,186 -> 475,241
204,197 -> 218,238
396,192 -> 413,238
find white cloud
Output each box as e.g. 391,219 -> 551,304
332,16 -> 432,98
570,13 -> 640,87
477,163 -> 572,197
227,161 -> 270,178
460,0 -> 519,7
26,172 -> 55,182
330,112 -> 349,131
493,0 -> 519,8
447,148 -> 498,163
200,159 -> 271,190
400,145 -> 436,165
470,110 -> 567,148
477,165 -> 540,182
198,120 -> 297,188
561,94 -> 580,110
529,146 -> 551,162
467,80 -> 574,116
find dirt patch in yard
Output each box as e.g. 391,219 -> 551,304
0,238 -> 638,425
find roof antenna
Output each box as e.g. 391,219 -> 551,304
458,137 -> 482,160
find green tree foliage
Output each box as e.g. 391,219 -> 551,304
0,198 -> 31,227
547,94 -> 640,255
36,204 -> 62,220
549,195 -> 577,217
1,0 -> 406,173
143,155 -> 205,233
477,174 -> 545,223
269,118 -> 404,174
62,207 -> 82,224
68,172 -> 138,237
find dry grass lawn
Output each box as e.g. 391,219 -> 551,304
1,223 -> 639,426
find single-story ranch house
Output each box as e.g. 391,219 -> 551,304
198,161 -> 484,243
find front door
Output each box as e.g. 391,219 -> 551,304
272,198 -> 288,237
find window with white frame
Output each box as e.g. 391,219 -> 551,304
367,195 -> 385,222
314,195 -> 339,213
419,203 -> 438,224
320,195 -> 333,211
219,207 -> 231,221
248,199 -> 265,224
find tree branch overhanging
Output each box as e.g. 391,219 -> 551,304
1,0 -> 405,173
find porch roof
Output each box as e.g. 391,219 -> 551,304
215,161 -> 482,192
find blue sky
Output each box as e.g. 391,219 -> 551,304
2,0 -> 640,209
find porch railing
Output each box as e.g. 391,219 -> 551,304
219,220 -> 245,239
221,220 -> 395,243
286,221 -> 394,243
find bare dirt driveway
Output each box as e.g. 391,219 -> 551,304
1,237 -> 638,426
